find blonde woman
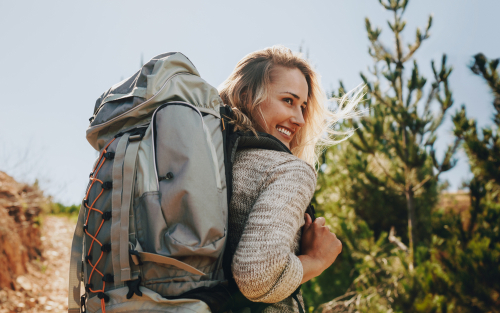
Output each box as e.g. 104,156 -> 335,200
219,46 -> 360,312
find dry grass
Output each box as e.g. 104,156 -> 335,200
437,191 -> 471,230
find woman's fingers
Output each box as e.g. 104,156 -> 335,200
300,216 -> 343,274
314,216 -> 326,227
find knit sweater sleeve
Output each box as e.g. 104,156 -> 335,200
231,157 -> 317,303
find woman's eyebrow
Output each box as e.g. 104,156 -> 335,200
280,91 -> 307,105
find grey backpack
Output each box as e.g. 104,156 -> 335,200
68,52 -> 230,313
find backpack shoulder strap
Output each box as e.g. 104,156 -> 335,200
228,131 -> 291,162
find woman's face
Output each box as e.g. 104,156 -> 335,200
253,66 -> 308,149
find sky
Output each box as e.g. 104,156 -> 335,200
0,0 -> 498,205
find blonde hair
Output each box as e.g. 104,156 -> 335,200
219,45 -> 362,167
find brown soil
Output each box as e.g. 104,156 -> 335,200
0,215 -> 75,313
0,172 -> 45,291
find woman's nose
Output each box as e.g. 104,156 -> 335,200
291,107 -> 305,127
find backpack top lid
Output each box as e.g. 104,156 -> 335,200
87,52 -> 223,151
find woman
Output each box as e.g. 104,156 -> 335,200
219,46 -> 359,312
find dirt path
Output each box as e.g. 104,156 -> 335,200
0,215 -> 75,313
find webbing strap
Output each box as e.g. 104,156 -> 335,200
67,200 -> 86,313
120,138 -> 141,281
111,134 -> 130,284
132,252 -> 206,276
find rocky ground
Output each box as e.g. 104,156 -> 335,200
0,216 -> 75,313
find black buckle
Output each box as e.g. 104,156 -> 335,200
80,294 -> 87,313
102,181 -> 113,190
126,277 -> 143,299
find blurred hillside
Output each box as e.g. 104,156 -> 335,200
0,171 -> 44,290
0,172 -> 75,313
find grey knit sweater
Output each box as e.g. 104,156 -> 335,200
227,148 -> 317,313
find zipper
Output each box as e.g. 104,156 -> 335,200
151,101 -> 222,190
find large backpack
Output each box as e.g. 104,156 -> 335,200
68,52 -> 314,313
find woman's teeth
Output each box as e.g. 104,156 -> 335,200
276,127 -> 291,136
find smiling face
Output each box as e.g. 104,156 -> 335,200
253,66 -> 309,149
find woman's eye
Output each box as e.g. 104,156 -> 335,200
301,105 -> 307,112
284,98 -> 293,105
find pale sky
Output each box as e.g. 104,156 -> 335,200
1,0 -> 498,204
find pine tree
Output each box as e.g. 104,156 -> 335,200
331,0 -> 459,270
429,53 -> 500,312
457,53 -> 500,190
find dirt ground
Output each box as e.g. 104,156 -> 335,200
0,215 -> 75,313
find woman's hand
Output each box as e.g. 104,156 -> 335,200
298,213 -> 342,284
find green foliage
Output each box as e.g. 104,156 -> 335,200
430,53 -> 500,312
454,54 -> 500,198
428,197 -> 500,312
49,202 -> 79,215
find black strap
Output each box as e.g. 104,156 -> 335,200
165,284 -> 233,313
220,105 -> 235,219
292,294 -> 305,313
227,131 -> 292,160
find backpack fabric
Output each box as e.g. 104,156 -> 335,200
68,52 -> 313,313
68,52 -> 228,313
